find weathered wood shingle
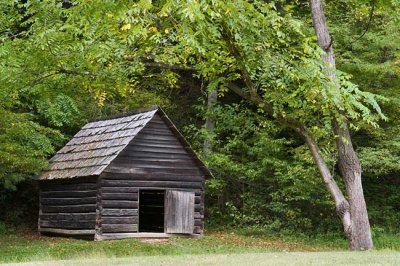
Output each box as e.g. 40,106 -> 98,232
39,109 -> 158,180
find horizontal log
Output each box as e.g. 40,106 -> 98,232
40,183 -> 97,192
145,127 -> 167,133
101,193 -> 138,200
113,157 -> 196,164
139,131 -> 188,145
142,121 -> 171,129
97,233 -> 168,240
124,145 -> 189,154
101,216 -> 138,224
39,228 -> 95,235
108,163 -> 199,171
193,226 -> 203,234
40,176 -> 97,185
147,122 -> 170,128
101,187 -> 202,195
194,204 -> 202,212
102,224 -> 138,233
198,206 -> 204,215
127,138 -> 182,146
128,142 -> 186,150
41,204 -> 96,213
111,159 -> 197,169
102,208 -> 138,216
118,151 -> 192,160
194,220 -> 203,227
101,180 -> 202,189
40,213 -> 96,221
104,167 -> 202,177
41,197 -> 96,205
145,124 -> 169,129
149,115 -> 165,121
145,119 -> 170,126
140,125 -> 173,136
102,200 -> 138,209
194,212 -> 204,219
100,173 -> 203,182
41,190 -> 97,198
97,232 -> 202,240
40,220 -> 95,229
101,187 -> 139,194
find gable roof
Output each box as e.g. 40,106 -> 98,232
39,106 -> 212,180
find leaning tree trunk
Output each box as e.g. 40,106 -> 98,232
334,121 -> 373,250
297,126 -> 352,236
310,0 -> 373,250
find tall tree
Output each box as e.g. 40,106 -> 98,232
0,0 -> 174,189
144,0 -> 384,250
1,1 -> 390,249
309,0 -> 373,250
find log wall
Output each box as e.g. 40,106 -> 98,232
39,177 -> 97,236
39,113 -> 206,240
97,114 -> 205,239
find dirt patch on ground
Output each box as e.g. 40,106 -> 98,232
139,238 -> 171,244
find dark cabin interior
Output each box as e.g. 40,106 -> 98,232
139,190 -> 165,232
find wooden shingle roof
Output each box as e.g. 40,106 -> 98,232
39,106 -> 212,180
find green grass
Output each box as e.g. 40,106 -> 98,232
1,229 -> 399,264
3,252 -> 400,266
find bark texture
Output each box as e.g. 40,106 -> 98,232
309,0 -> 373,250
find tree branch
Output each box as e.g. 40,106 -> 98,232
57,68 -> 91,76
349,0 -> 376,46
221,26 -> 260,103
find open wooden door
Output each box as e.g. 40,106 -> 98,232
165,190 -> 194,234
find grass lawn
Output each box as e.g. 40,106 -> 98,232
2,252 -> 400,266
1,229 -> 399,264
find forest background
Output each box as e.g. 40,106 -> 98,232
0,0 -> 399,240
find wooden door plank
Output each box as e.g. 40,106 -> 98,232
165,190 -> 194,234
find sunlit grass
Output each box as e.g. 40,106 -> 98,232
1,229 -> 399,263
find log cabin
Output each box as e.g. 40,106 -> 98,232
38,106 -> 210,240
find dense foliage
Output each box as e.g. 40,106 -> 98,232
0,0 -> 399,234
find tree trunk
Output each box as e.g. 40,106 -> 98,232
297,126 -> 352,237
334,121 -> 373,250
204,89 -> 217,157
309,0 -> 373,250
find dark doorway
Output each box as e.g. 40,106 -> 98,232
139,190 -> 165,232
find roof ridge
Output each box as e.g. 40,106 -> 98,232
89,105 -> 160,122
